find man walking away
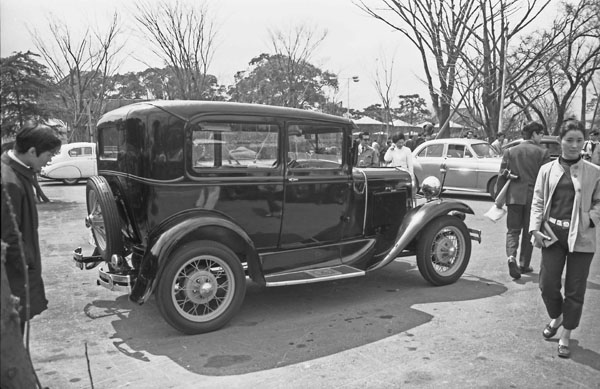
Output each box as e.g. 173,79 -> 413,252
1,122 -> 61,335
495,121 -> 551,279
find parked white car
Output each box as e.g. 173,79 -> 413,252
412,138 -> 502,197
41,142 -> 97,184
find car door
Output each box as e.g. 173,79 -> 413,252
414,143 -> 445,183
279,122 -> 350,267
444,143 -> 476,190
80,145 -> 97,176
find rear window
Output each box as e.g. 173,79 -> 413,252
98,125 -> 124,160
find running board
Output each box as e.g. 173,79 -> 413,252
265,265 -> 365,287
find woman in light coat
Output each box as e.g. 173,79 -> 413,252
529,119 -> 600,359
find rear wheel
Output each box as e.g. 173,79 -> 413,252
156,241 -> 246,334
416,215 -> 471,286
86,177 -> 124,261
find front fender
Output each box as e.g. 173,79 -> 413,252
129,210 -> 260,304
368,199 -> 474,271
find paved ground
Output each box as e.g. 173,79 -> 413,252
27,182 -> 600,388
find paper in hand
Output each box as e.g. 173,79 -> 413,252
484,205 -> 507,222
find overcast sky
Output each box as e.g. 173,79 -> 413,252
0,0 -> 431,109
1,0 -> 560,111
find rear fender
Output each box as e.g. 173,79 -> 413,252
368,200 -> 474,271
129,210 -> 260,304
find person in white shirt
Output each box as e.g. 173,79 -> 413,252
491,132 -> 508,154
582,130 -> 598,161
384,132 -> 413,173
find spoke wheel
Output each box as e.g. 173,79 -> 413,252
86,176 -> 124,261
416,215 -> 471,286
157,241 -> 246,334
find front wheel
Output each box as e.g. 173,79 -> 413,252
416,215 -> 471,286
156,241 -> 246,334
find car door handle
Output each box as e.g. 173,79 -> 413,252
288,177 -> 299,182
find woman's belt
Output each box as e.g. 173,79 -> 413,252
548,217 -> 570,228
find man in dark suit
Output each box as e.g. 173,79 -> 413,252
496,122 -> 551,279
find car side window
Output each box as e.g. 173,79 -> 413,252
447,144 -> 465,158
418,144 -> 444,158
83,147 -> 93,156
287,124 -> 343,170
191,122 -> 279,170
68,148 -> 82,157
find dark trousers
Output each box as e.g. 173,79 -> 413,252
539,226 -> 593,330
506,203 -> 533,267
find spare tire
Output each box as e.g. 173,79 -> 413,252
86,176 -> 125,262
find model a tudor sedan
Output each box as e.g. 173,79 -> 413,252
73,101 -> 481,334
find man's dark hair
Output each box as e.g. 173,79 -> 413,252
14,121 -> 61,155
497,132 -> 505,138
521,121 -> 544,140
358,131 -> 370,140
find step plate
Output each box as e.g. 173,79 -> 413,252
265,265 -> 365,287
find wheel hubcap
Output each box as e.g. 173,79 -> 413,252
183,271 -> 218,304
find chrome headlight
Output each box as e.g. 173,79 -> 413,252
421,176 -> 441,200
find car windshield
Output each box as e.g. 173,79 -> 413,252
471,142 -> 500,158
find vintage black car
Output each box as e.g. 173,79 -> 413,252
74,101 -> 481,334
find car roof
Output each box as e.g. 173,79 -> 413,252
98,100 -> 354,126
415,138 -> 490,148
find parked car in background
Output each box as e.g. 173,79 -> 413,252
502,135 -> 561,160
412,138 -> 502,198
73,100 -> 481,334
40,142 -> 97,184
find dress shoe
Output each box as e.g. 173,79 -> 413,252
557,344 -> 571,358
520,265 -> 534,274
507,257 -> 521,279
543,322 -> 561,339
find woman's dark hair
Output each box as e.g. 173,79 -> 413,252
559,118 -> 585,139
392,132 -> 405,143
14,121 -> 62,155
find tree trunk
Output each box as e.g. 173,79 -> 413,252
0,241 -> 38,388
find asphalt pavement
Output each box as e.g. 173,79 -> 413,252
27,182 -> 600,388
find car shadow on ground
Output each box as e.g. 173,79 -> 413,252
83,260 -> 507,376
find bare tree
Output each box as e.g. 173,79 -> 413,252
134,0 -> 219,100
32,14 -> 123,142
456,0 -> 551,138
267,22 -> 329,108
357,0 -> 480,138
372,51 -> 397,136
507,0 -> 600,134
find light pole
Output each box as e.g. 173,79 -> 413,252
346,76 -> 360,117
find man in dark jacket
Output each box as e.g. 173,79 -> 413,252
1,122 -> 61,334
496,121 -> 550,279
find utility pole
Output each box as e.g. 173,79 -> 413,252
346,76 -> 360,118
